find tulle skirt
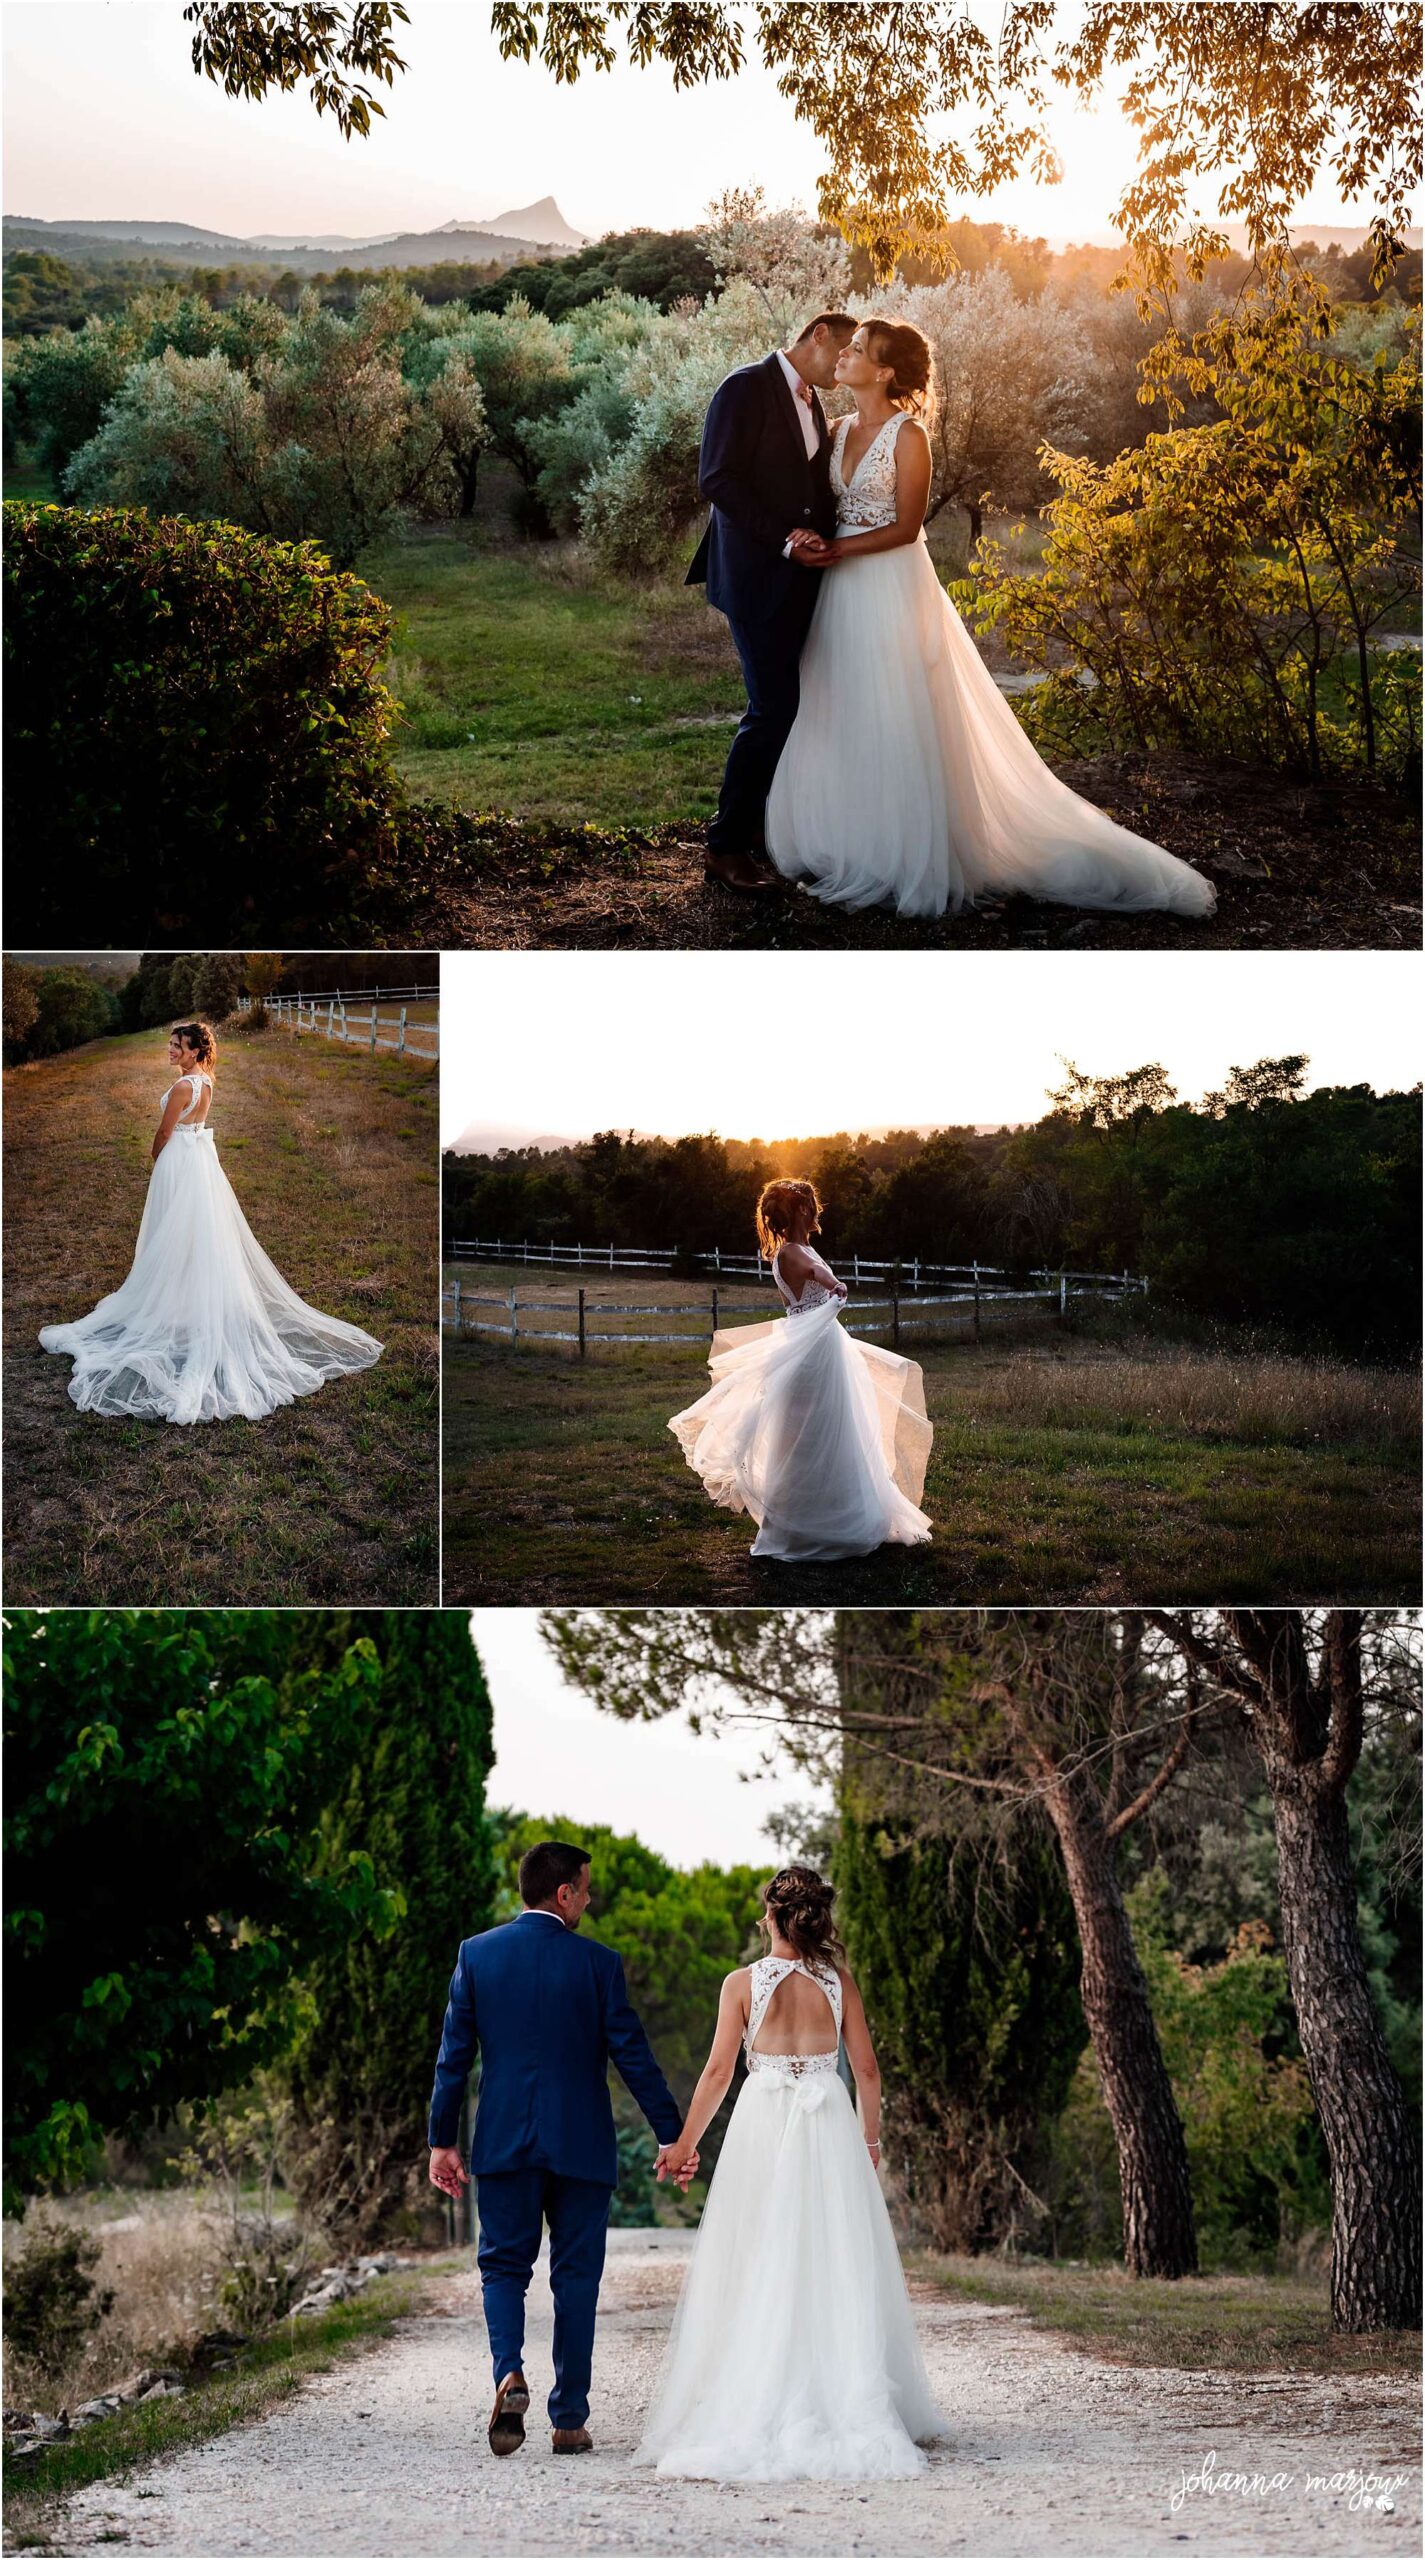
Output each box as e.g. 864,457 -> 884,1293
39,1127 -> 383,1425
634,2066 -> 946,2481
668,1295 -> 932,1560
766,534 -> 1217,918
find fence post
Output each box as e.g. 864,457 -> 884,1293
1059,1271 -> 1068,1319
369,1006 -> 378,1054
711,1286 -> 718,1340
398,1006 -> 408,1056
327,998 -> 335,1039
578,1288 -> 586,1360
339,999 -> 347,1045
973,1261 -> 981,1342
891,1279 -> 900,1348
509,1286 -> 518,1347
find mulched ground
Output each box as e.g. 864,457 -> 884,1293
395,758 -> 1421,952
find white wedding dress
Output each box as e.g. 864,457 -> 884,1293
635,1955 -> 946,2481
39,1070 -> 383,1424
668,1243 -> 932,1559
766,411 -> 1218,919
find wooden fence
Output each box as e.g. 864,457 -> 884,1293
446,1236 -> 1144,1294
262,990 -> 438,1059
443,1269 -> 1142,1353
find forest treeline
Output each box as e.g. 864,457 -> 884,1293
444,1059 -> 1421,1355
1,950 -> 438,1067
7,217 -> 1419,337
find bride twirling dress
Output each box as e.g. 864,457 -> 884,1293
668,1242 -> 932,1560
635,1954 -> 945,2480
766,409 -> 1218,919
39,1070 -> 383,1425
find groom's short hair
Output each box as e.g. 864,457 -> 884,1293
794,312 -> 856,344
519,1840 -> 591,1906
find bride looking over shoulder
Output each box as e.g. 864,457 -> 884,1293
39,1018 -> 383,1426
766,315 -> 1217,921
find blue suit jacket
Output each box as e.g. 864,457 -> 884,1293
686,352 -> 835,624
427,1912 -> 683,2186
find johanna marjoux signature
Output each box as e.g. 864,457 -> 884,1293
1171,2452 -> 1410,2514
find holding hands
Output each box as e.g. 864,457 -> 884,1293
655,2140 -> 701,2191
786,527 -> 844,568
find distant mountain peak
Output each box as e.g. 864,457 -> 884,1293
450,195 -> 586,249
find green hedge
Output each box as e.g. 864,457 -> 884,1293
3,504 -> 406,943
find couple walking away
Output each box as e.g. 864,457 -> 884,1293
690,309 -> 1216,921
669,1176 -> 933,1561
428,1841 -> 944,2482
38,1020 -> 382,1423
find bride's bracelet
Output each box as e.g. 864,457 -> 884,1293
866,2138 -> 881,2158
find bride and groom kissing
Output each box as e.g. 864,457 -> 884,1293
689,309 -> 1216,922
428,1839 -> 943,2481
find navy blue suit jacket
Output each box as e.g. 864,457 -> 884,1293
686,353 -> 835,624
427,1913 -> 683,2186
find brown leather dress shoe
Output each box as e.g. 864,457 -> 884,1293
703,847 -> 780,894
551,2425 -> 593,2453
488,2370 -> 529,2455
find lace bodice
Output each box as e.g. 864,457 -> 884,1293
160,1071 -> 213,1128
772,1244 -> 843,1316
744,1954 -> 843,2079
832,411 -> 911,532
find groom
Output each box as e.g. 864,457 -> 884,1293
427,1840 -> 691,2458
686,311 -> 856,893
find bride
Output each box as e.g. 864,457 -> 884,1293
667,1178 -> 932,1561
636,1864 -> 946,2481
39,1019 -> 383,1425
766,316 -> 1218,920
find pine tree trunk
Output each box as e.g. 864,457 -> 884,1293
1046,1771 -> 1198,2278
1269,1771 -> 1421,2330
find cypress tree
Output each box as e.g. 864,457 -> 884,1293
286,1612 -> 496,2243
834,1614 -> 1086,2251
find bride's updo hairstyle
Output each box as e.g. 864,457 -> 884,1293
754,1177 -> 822,1262
761,1864 -> 845,1965
170,1019 -> 218,1073
862,316 -> 936,425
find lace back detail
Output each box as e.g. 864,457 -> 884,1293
832,411 -> 909,532
771,1245 -> 841,1317
162,1071 -> 214,1126
744,1955 -> 842,2080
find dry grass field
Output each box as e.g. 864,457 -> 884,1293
4,1023 -> 439,1603
443,1263 -> 1419,1605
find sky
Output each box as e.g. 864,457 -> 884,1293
474,1608 -> 826,1869
441,950 -> 1421,1150
3,0 -> 1382,246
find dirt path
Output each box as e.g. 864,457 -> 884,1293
65,2234 -> 1419,2557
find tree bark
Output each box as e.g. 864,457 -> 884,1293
1154,1610 -> 1422,2332
1041,1762 -> 1198,2278
1271,1768 -> 1421,2329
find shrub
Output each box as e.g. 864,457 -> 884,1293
3,2216 -> 115,2381
609,2127 -> 658,2227
3,503 -> 406,943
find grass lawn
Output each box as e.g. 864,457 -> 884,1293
910,2255 -> 1423,2384
370,520 -> 748,830
3,1023 -> 439,1604
442,1269 -> 1419,1604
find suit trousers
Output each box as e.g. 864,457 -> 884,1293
708,576 -> 820,856
474,2167 -> 612,2428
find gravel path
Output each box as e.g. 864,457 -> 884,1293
65,2234 -> 1420,2557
